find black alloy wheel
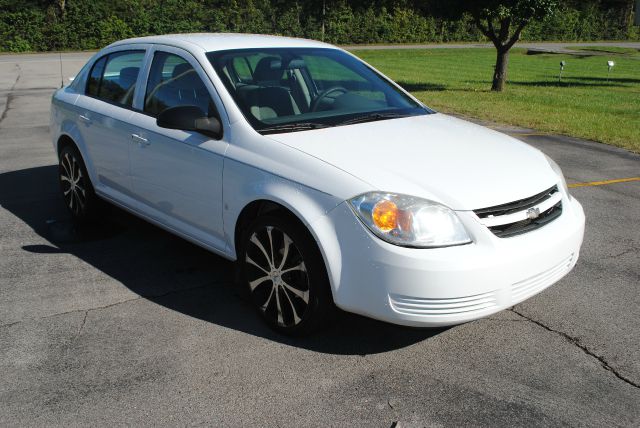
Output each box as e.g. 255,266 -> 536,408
240,215 -> 332,335
58,145 -> 98,221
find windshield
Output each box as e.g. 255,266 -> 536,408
207,48 -> 432,134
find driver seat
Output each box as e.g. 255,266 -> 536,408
239,57 -> 300,120
242,86 -> 296,120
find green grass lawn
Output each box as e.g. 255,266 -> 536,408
352,48 -> 640,153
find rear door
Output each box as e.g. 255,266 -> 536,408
128,45 -> 229,251
74,48 -> 147,198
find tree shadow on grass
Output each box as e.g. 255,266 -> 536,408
1,164 -> 445,355
464,78 -> 638,88
396,81 -> 494,94
509,80 -> 635,88
567,76 -> 640,84
396,81 -> 447,92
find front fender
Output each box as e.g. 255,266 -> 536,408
222,157 -> 342,258
222,157 -> 350,299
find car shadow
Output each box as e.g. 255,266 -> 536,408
0,165 -> 445,355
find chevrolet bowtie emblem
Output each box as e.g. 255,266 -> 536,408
526,207 -> 541,220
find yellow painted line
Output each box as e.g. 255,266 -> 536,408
568,177 -> 640,188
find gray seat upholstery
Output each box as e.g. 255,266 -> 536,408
241,86 -> 296,120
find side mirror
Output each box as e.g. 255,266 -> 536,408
157,105 -> 222,139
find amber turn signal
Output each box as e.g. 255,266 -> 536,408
372,200 -> 398,231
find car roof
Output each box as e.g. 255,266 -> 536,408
108,33 -> 336,53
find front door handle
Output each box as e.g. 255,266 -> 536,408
131,133 -> 150,146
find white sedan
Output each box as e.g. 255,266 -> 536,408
50,33 -> 585,335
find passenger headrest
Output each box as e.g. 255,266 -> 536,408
172,70 -> 202,90
287,59 -> 305,69
172,63 -> 192,79
253,57 -> 282,82
119,67 -> 139,89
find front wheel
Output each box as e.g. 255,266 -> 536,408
239,215 -> 333,335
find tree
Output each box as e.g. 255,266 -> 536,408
425,1 -> 558,91
478,1 -> 559,91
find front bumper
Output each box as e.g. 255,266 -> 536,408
314,194 -> 585,327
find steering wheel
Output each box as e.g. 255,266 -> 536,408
310,86 -> 347,112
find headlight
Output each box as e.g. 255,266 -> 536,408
349,192 -> 472,248
545,155 -> 570,196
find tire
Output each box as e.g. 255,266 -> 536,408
58,144 -> 100,222
238,215 -> 333,335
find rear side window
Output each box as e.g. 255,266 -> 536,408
86,56 -> 106,97
144,51 -> 216,117
86,50 -> 145,107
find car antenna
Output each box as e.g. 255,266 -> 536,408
59,52 -> 64,88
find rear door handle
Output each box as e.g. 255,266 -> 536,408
79,114 -> 91,123
131,133 -> 150,146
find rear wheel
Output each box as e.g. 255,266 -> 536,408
239,215 -> 333,335
58,145 -> 99,222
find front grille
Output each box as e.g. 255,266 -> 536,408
474,185 -> 562,238
475,185 -> 558,218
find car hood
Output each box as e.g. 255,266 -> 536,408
266,113 -> 558,210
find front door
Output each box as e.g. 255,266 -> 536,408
128,47 -> 228,251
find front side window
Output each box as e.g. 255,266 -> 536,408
144,51 -> 216,118
86,50 -> 145,107
207,48 -> 431,134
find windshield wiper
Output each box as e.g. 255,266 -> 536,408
259,122 -> 331,134
338,112 -> 410,126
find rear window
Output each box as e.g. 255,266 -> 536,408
86,50 -> 145,107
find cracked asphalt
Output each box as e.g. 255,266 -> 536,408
1,52 -> 639,427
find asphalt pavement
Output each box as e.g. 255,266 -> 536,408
0,52 -> 639,427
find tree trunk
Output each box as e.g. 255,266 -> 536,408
492,48 -> 509,92
57,0 -> 66,17
621,0 -> 633,33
